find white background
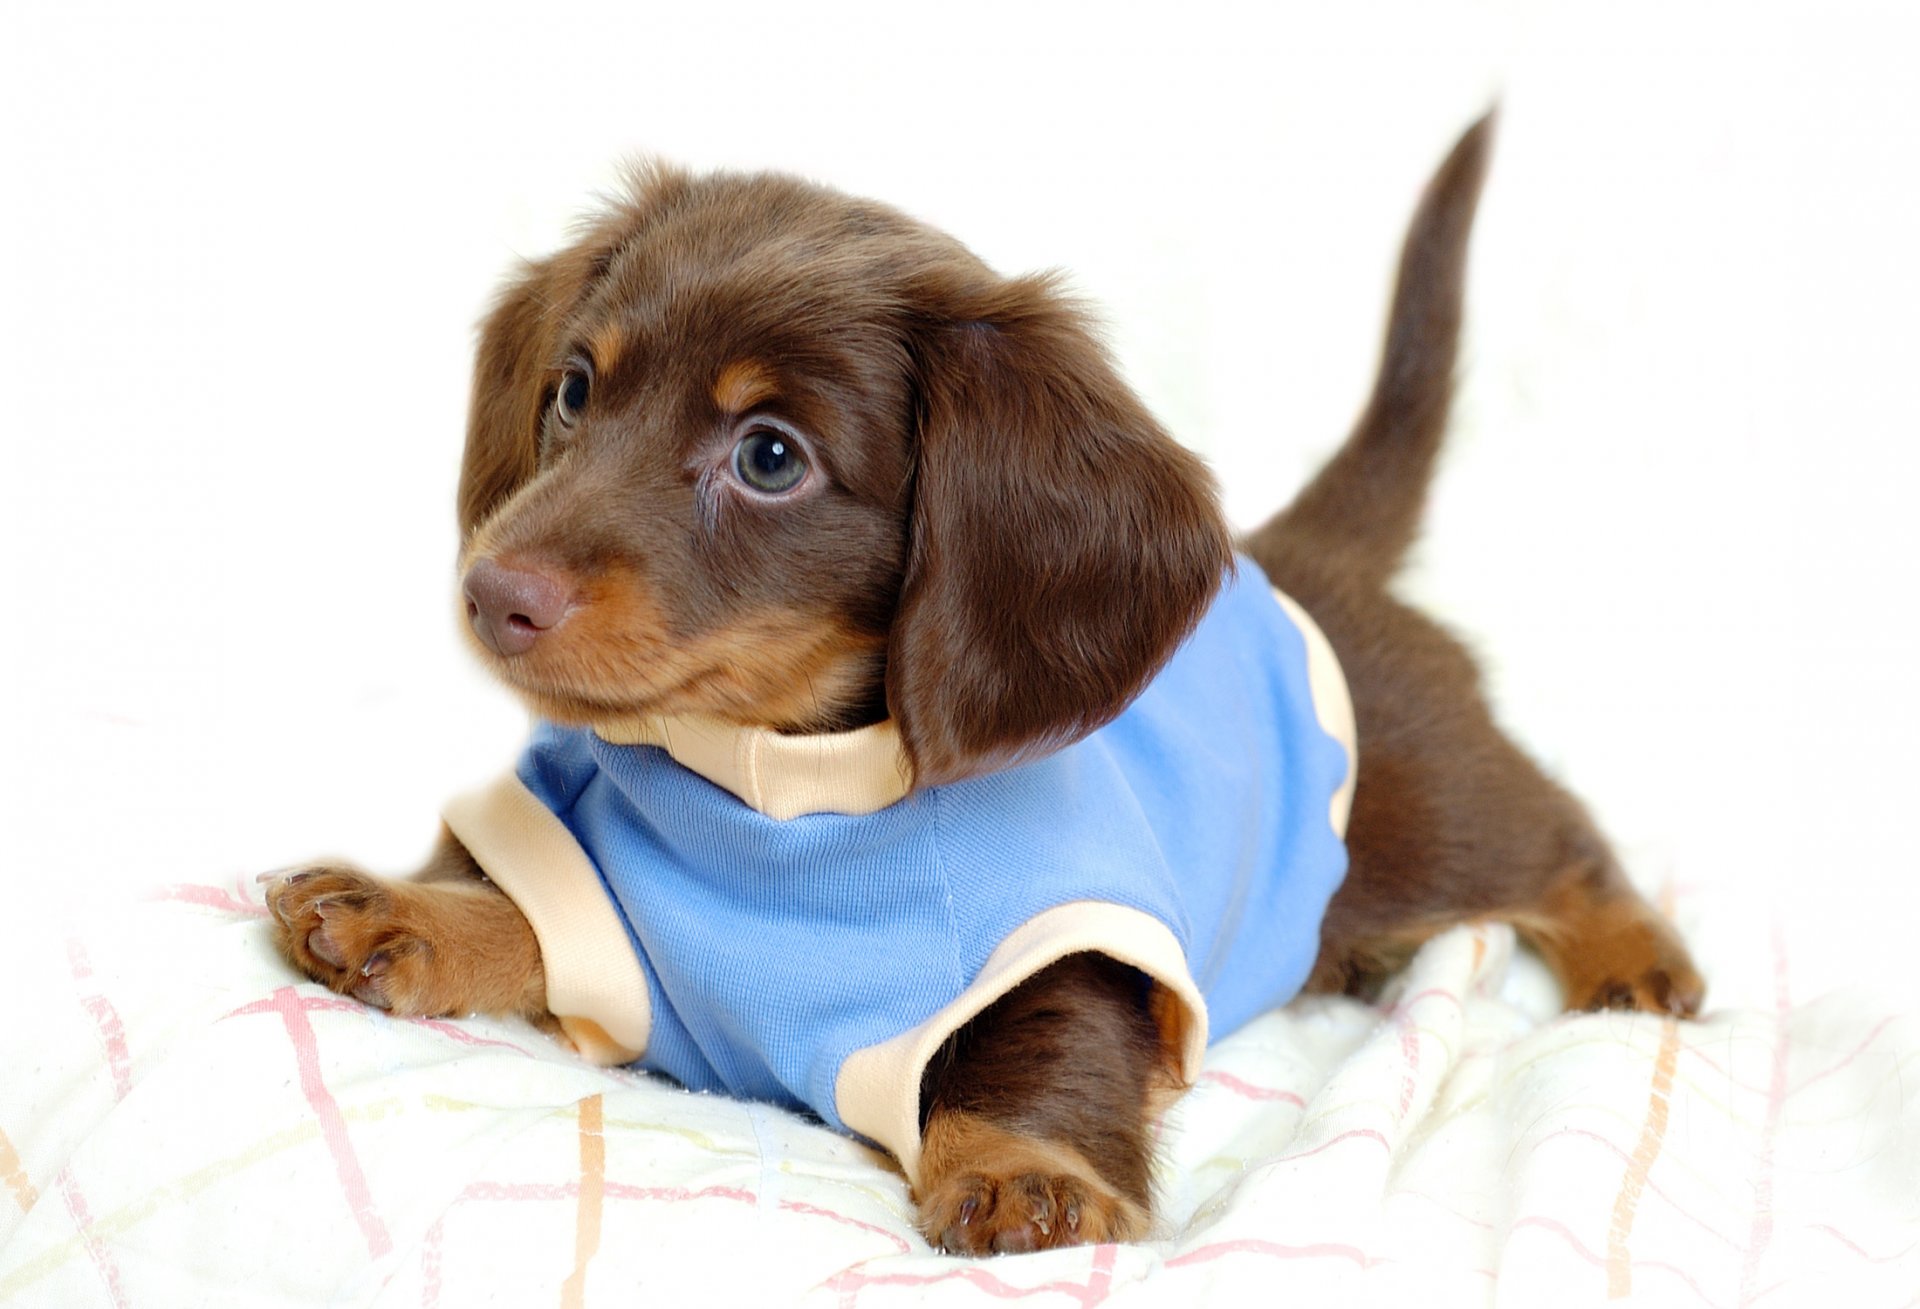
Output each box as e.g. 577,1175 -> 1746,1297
3,1 -> 1917,1008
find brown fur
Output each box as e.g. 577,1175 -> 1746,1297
265,112 -> 1703,1255
1241,117 -> 1704,1018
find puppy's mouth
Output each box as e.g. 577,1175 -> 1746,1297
456,600 -> 709,726
456,567 -> 890,735
484,637 -> 889,737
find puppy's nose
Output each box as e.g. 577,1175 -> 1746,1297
463,558 -> 574,657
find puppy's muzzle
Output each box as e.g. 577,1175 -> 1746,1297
463,558 -> 574,657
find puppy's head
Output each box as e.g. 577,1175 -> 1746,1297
459,164 -> 1231,787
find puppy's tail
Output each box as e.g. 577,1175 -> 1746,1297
1243,110 -> 1494,591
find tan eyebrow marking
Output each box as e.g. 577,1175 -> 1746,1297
588,322 -> 628,376
712,359 -> 778,413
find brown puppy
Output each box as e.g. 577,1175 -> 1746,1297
265,115 -> 1702,1255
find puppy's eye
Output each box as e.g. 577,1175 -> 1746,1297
733,428 -> 808,494
554,366 -> 591,427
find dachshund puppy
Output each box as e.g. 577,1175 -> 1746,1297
265,115 -> 1703,1255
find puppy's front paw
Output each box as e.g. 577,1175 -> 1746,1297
263,865 -> 442,1015
917,1112 -> 1146,1255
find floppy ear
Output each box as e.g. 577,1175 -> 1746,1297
457,238 -> 611,539
890,275 -> 1234,787
455,159 -> 704,540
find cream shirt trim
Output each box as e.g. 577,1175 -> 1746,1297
834,901 -> 1207,1187
1271,588 -> 1359,837
590,713 -> 913,819
442,773 -> 651,1064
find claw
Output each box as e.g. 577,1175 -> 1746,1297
360,950 -> 391,978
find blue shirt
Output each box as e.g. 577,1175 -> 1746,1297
500,558 -> 1351,1141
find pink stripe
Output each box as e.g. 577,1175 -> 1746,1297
1677,1044 -> 1772,1096
271,986 -> 393,1259
445,1178 -> 1113,1306
1086,1241 -> 1116,1301
1789,1015 -> 1897,1097
1397,986 -> 1463,1013
1165,1236 -> 1382,1271
1806,1222 -> 1917,1264
395,1016 -> 536,1053
66,939 -> 133,1101
59,1168 -> 131,1309
1275,1127 -> 1392,1164
1682,1013 -> 1900,1101
1198,1070 -> 1305,1107
455,1179 -> 759,1206
145,883 -> 268,918
1511,1215 -> 1721,1308
225,991 -> 539,1056
1737,924 -> 1791,1307
609,1181 -> 759,1205
824,1244 -> 1118,1307
1387,988 -> 1458,1120
420,1215 -> 445,1309
778,1200 -> 913,1254
449,1177 -> 912,1251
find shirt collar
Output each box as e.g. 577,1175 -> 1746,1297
589,714 -> 914,820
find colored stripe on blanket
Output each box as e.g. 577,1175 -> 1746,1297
0,1128 -> 36,1215
562,1094 -> 606,1309
268,984 -> 394,1259
6,882 -> 1919,1306
1607,1017 -> 1681,1297
66,938 -> 132,1102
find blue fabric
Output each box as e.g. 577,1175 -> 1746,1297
514,557 -> 1351,1131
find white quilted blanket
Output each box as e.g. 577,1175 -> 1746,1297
3,872 -> 1914,1307
7,6 -> 1920,1306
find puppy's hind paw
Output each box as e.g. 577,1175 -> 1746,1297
923,1170 -> 1140,1255
1576,956 -> 1706,1018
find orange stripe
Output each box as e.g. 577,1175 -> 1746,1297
0,1125 -> 38,1214
1606,1018 -> 1680,1298
560,1094 -> 606,1309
